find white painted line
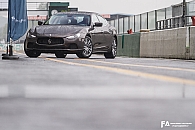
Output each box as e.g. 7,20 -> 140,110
25,86 -> 195,99
0,85 -> 194,99
0,87 -> 9,98
81,59 -> 195,73
25,86 -> 149,99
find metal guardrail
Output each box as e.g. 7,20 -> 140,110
156,15 -> 195,30
156,16 -> 183,30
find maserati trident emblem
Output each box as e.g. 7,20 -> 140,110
48,39 -> 52,44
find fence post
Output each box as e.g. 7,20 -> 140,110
182,0 -> 186,27
155,10 -> 157,30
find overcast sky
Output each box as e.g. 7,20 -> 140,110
1,0 -> 192,14
30,0 -> 192,14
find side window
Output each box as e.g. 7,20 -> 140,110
97,15 -> 108,26
91,14 -> 99,24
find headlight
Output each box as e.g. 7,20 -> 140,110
27,32 -> 36,38
66,33 -> 80,40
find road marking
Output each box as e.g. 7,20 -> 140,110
80,59 -> 195,73
25,86 -> 155,99
46,58 -> 195,86
24,86 -> 195,99
14,51 -> 23,55
13,51 -> 195,72
0,85 -> 194,99
12,52 -> 195,85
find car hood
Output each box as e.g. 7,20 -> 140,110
33,25 -> 86,37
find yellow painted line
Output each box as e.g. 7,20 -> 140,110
46,58 -> 195,86
14,51 -> 24,55
80,59 -> 195,73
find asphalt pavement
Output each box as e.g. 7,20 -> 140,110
0,50 -> 195,130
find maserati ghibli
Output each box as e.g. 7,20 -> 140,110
24,12 -> 117,58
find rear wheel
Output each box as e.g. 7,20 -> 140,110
55,51 -> 67,58
76,36 -> 93,58
24,40 -> 41,58
104,37 -> 117,59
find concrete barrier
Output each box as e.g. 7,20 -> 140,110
190,27 -> 195,59
117,33 -> 140,58
117,35 -> 123,56
118,27 -> 195,59
140,27 -> 188,59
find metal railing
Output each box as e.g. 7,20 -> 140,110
156,15 -> 195,30
109,0 -> 195,34
156,16 -> 183,30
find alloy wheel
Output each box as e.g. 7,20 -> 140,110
83,37 -> 92,57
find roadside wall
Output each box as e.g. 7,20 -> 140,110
190,27 -> 195,59
140,28 -> 187,59
117,33 -> 140,58
117,27 -> 195,60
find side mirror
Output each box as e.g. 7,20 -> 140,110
88,22 -> 103,32
38,21 -> 43,25
94,22 -> 103,27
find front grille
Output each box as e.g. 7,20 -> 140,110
69,43 -> 78,49
36,45 -> 66,50
37,37 -> 64,45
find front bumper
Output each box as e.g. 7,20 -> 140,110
25,37 -> 85,54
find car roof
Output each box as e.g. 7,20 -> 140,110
57,11 -> 99,16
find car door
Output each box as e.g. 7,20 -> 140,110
90,14 -> 105,52
96,15 -> 113,51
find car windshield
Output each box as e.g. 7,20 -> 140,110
45,14 -> 91,26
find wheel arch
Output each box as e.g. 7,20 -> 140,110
86,33 -> 92,38
114,35 -> 118,47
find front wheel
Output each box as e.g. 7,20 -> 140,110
55,51 -> 67,58
25,50 -> 41,58
76,36 -> 93,58
24,40 -> 41,58
104,37 -> 117,59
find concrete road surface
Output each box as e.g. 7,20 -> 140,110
0,50 -> 195,130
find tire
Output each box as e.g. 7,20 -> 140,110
104,37 -> 117,59
24,40 -> 41,58
55,51 -> 67,58
76,36 -> 93,58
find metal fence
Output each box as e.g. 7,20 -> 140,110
109,0 -> 195,34
1,1 -> 195,38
